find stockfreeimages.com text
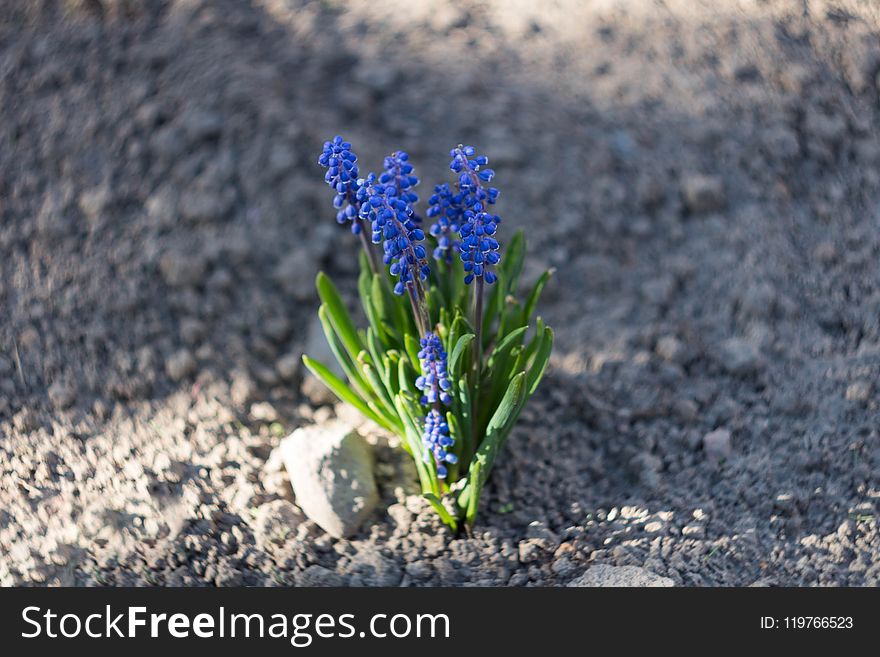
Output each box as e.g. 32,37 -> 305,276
21,606 -> 450,647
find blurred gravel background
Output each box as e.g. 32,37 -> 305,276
1,0 -> 879,586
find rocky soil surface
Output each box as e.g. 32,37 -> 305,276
1,0 -> 879,586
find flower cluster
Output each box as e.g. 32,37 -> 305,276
459,210 -> 501,284
312,135 -> 554,530
415,332 -> 452,405
358,175 -> 430,296
448,146 -> 501,284
426,183 -> 464,262
317,136 -> 362,234
422,409 -> 457,479
380,151 -> 421,222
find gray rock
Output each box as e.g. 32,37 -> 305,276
845,380 -> 872,403
568,565 -> 674,587
166,349 -> 197,381
159,251 -> 207,288
341,551 -> 403,586
762,125 -> 800,162
296,565 -> 345,587
656,335 -> 686,363
181,109 -> 222,143
180,318 -> 206,345
280,421 -> 378,538
681,174 -> 725,214
48,380 -> 76,409
716,338 -> 763,375
641,275 -> 676,305
275,353 -> 301,382
78,184 -> 113,227
703,428 -> 732,464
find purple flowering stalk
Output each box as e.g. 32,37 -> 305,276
305,136 -> 553,532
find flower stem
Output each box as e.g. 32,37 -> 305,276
407,282 -> 429,337
471,276 -> 484,451
356,225 -> 379,274
474,276 -> 484,369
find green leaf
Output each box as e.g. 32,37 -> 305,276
500,229 -> 526,295
521,317 -> 546,365
525,326 -> 554,396
423,493 -> 458,532
398,355 -> 415,393
448,333 -> 475,379
487,325 -> 528,370
521,269 -> 554,326
359,357 -> 398,425
317,305 -> 370,395
457,355 -> 533,529
446,410 -> 467,478
464,456 -> 483,527
302,356 -> 392,431
404,332 -> 421,370
394,395 -> 438,495
316,272 -> 363,361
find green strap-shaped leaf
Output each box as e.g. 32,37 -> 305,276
394,395 -> 439,495
448,333 -> 475,380
500,229 -> 526,295
358,358 -> 398,427
423,493 -> 458,532
404,332 -> 421,370
521,317 -> 547,365
317,305 -> 370,395
521,269 -> 554,327
487,325 -> 528,370
316,272 -> 364,361
460,371 -> 527,526
525,326 -> 554,396
302,356 -> 393,432
398,355 -> 415,394
464,456 -> 483,526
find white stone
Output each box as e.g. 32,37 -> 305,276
279,421 -> 377,538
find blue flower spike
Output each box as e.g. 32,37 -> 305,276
427,183 -> 464,262
422,409 -> 457,479
381,151 -> 421,221
317,136 -> 363,234
415,332 -> 453,405
358,172 -> 430,296
447,146 -> 501,284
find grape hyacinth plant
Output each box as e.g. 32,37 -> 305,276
307,137 -> 554,532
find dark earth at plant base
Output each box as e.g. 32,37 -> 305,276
1,0 -> 878,586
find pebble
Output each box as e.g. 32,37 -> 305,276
703,428 -> 732,464
165,349 -> 197,381
656,335 -> 686,363
275,353 -> 301,382
845,381 -> 872,403
681,174 -> 725,214
78,184 -> 113,227
250,401 -> 278,422
180,318 -> 206,345
716,338 -> 763,375
159,251 -> 207,288
48,380 -> 76,409
568,565 -> 674,587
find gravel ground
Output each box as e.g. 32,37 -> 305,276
2,0 -> 879,586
